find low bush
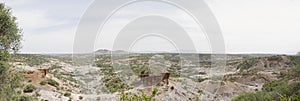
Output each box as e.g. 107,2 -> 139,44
23,84 -> 36,93
63,92 -> 71,97
46,78 -> 59,87
237,58 -> 258,72
49,65 -> 62,71
39,81 -> 47,85
196,78 -> 208,82
13,94 -> 38,101
79,96 -> 83,100
120,89 -> 156,101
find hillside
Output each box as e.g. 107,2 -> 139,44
8,54 -> 300,101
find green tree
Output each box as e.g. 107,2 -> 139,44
0,3 -> 23,101
0,3 -> 22,54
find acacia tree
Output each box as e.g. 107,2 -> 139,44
0,3 -> 22,61
0,3 -> 23,100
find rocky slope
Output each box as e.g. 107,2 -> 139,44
11,54 -> 299,101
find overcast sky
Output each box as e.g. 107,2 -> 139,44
0,0 -> 300,54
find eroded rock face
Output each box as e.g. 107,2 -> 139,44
24,69 -> 49,83
139,72 -> 170,86
37,68 -> 49,78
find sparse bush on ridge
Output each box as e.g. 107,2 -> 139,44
11,54 -> 50,66
96,56 -> 132,93
79,96 -> 83,100
46,78 -> 59,87
39,80 -> 47,85
23,84 -> 36,93
63,92 -> 71,97
237,58 -> 258,72
49,65 -> 62,71
196,78 -> 208,82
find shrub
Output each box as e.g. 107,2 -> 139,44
198,90 -> 203,94
237,58 -> 258,72
63,92 -> 71,97
39,81 -> 46,85
198,72 -> 207,75
49,65 -> 62,71
46,78 -> 59,87
232,91 -> 273,101
23,84 -> 36,93
13,94 -> 37,101
0,3 -> 23,100
196,78 -> 208,82
79,96 -> 83,100
152,87 -> 158,96
288,66 -> 300,79
120,89 -> 154,101
101,67 -> 131,93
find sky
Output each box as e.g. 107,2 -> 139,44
0,0 -> 300,54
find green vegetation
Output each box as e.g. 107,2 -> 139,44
237,58 -> 258,71
102,74 -> 131,93
120,88 -> 159,101
196,78 -> 208,82
233,58 -> 300,101
52,72 -> 78,84
0,3 -> 23,101
226,60 -> 242,66
168,64 -> 181,78
232,91 -> 273,101
12,94 -> 38,101
23,84 -> 36,93
46,78 -> 59,87
39,80 -> 47,85
63,92 -> 71,97
289,56 -> 300,67
233,81 -> 300,101
11,54 -> 50,66
163,54 -> 180,63
0,4 -> 22,53
96,55 -> 132,93
198,72 -> 207,75
79,96 -> 83,100
49,65 -> 62,71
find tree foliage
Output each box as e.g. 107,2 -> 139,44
0,3 -> 23,101
0,61 -> 23,101
0,3 -> 22,54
